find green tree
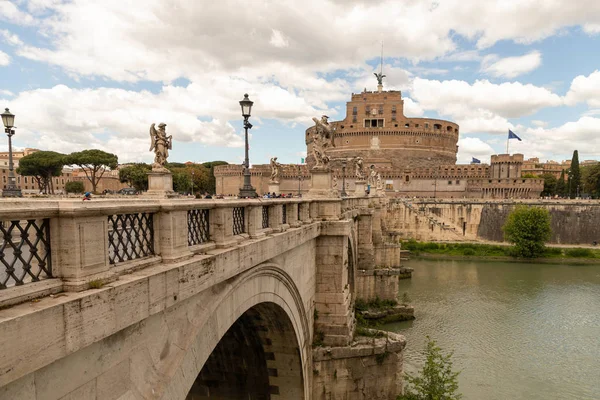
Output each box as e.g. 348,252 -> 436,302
168,164 -> 211,194
119,163 -> 151,191
582,164 -> 600,198
521,173 -> 540,178
556,170 -> 566,197
540,173 -> 557,197
66,150 -> 118,193
502,206 -> 552,258
570,150 -> 580,198
65,181 -> 85,194
16,151 -> 66,194
398,337 -> 461,400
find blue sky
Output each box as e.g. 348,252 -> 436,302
2,0 -> 600,166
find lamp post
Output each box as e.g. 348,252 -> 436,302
191,170 -> 194,197
238,94 -> 257,198
297,164 -> 303,196
341,159 -> 348,197
1,108 -> 22,197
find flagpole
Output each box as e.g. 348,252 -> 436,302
506,136 -> 509,154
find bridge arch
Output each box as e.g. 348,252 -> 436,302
161,263 -> 312,400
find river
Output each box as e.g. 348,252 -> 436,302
384,259 -> 600,400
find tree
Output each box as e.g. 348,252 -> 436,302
398,337 -> 461,400
16,151 -> 66,194
65,181 -> 85,194
521,173 -> 539,178
556,170 -> 566,197
66,150 -> 118,193
502,206 -> 552,258
540,173 -> 557,197
167,163 -> 212,194
582,164 -> 600,198
570,150 -> 581,198
119,163 -> 151,191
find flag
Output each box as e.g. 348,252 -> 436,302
471,157 -> 481,164
301,157 -> 305,164
508,129 -> 522,141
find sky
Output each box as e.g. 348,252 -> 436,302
1,0 -> 600,166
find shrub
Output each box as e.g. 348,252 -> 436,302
65,181 -> 85,194
565,248 -> 593,258
423,242 -> 440,250
502,206 -> 552,258
462,248 -> 476,256
397,337 -> 462,400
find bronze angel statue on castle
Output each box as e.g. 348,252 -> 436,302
149,123 -> 172,171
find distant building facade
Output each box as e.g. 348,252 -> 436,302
215,85 -> 544,199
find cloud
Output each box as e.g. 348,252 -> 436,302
457,137 -> 495,164
565,70 -> 600,107
269,29 -> 290,48
531,120 -> 548,127
0,89 -> 14,96
481,51 -> 542,78
410,78 -> 562,134
0,50 -> 9,66
508,117 -> 600,160
0,1 -> 36,25
0,29 -> 23,46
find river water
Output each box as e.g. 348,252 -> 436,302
384,259 -> 600,400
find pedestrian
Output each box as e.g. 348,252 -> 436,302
82,192 -> 92,201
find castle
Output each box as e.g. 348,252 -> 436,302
215,83 -> 543,199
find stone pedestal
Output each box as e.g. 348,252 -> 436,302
145,171 -> 175,197
354,180 -> 366,197
306,168 -> 338,198
268,181 -> 280,196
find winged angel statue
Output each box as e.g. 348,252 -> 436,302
149,123 -> 173,171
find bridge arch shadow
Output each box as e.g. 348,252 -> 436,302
161,263 -> 311,400
186,302 -> 303,399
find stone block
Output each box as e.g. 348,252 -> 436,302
96,360 -> 130,400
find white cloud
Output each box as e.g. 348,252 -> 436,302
507,117 -> 600,160
0,1 -> 36,25
0,50 -> 9,66
0,89 -> 14,96
410,78 -> 562,134
457,137 -> 495,164
269,30 -> 290,48
531,120 -> 548,127
481,51 -> 542,78
565,70 -> 600,107
583,24 -> 600,34
0,29 -> 23,46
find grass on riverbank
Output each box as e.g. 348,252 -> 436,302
402,240 -> 600,260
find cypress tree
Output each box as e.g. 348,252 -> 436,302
570,150 -> 581,198
556,170 -> 566,197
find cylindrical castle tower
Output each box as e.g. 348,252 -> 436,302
305,89 -> 459,169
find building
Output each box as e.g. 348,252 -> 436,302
215,81 -> 544,199
71,168 -> 128,193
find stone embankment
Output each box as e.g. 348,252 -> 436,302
361,305 -> 415,323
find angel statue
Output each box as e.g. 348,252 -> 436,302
270,157 -> 281,182
310,115 -> 335,168
374,72 -> 386,86
353,157 -> 365,180
368,164 -> 377,187
376,172 -> 383,190
149,123 -> 173,171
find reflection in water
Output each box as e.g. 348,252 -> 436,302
384,259 -> 600,400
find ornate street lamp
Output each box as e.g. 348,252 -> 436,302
1,108 -> 22,197
297,164 -> 303,196
238,94 -> 257,198
341,159 -> 348,197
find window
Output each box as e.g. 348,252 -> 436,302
352,106 -> 357,115
378,106 -> 383,115
447,126 -> 453,131
404,123 -> 409,128
24,177 -> 27,183
434,123 -> 442,129
425,123 -> 429,128
392,105 -> 396,113
456,180 -> 460,184
405,176 -> 410,182
17,177 -> 20,183
365,119 -> 384,128
415,124 -> 420,128
365,105 -> 371,114
352,116 -> 357,123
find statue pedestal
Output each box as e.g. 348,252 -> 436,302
268,181 -> 280,196
145,171 -> 176,197
306,168 -> 338,198
354,180 -> 367,197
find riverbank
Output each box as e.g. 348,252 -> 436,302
402,240 -> 600,264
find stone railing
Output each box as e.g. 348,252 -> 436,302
0,197 -> 369,307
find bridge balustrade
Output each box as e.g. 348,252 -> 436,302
0,197 -> 373,308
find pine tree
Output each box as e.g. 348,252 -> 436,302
570,150 -> 581,198
556,170 -> 566,198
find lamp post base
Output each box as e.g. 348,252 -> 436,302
239,186 -> 257,198
2,188 -> 22,197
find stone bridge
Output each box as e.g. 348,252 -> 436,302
0,197 -> 407,400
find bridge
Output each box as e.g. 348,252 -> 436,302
0,196 -> 407,400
